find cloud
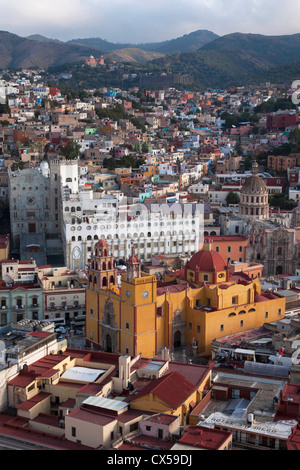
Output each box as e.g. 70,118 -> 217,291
0,0 -> 299,42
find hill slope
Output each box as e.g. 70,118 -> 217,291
142,32 -> 300,88
104,48 -> 165,64
201,32 -> 300,68
67,30 -> 219,54
0,31 -> 105,69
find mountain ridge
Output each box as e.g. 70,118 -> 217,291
66,30 -> 219,54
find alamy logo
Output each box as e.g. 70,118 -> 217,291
292,81 -> 300,105
0,340 -> 5,362
291,340 -> 300,364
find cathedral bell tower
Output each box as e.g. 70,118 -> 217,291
88,239 -> 118,292
126,246 -> 141,282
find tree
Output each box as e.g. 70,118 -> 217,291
269,193 -> 297,210
103,157 -> 117,170
226,191 -> 240,206
59,141 -> 81,160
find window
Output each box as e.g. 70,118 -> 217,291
157,306 -> 163,317
239,246 -> 243,253
265,311 -> 269,319
232,296 -> 238,305
232,389 -> 240,399
197,325 -> 200,333
72,427 -> 76,437
220,324 -> 224,332
189,322 -> 192,330
278,309 -> 282,316
240,320 -> 244,328
228,246 -> 231,253
126,322 -> 129,330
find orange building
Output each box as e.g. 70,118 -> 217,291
267,154 -> 300,172
206,235 -> 248,264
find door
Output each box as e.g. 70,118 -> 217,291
174,331 -> 181,349
106,334 -> 112,353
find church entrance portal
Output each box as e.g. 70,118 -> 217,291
276,266 -> 283,275
105,334 -> 112,353
174,331 -> 182,349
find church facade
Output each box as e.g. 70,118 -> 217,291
85,240 -> 286,358
221,161 -> 300,277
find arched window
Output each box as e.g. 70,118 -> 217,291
239,310 -> 246,315
110,275 -> 115,284
228,313 -> 236,317
102,262 -> 106,270
102,277 -> 107,287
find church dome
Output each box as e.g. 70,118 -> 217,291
240,161 -> 268,195
186,242 -> 227,273
239,161 -> 269,220
95,239 -> 108,247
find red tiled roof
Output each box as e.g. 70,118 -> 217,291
68,407 -> 117,426
8,373 -> 36,388
157,283 -> 188,295
28,332 -> 52,338
17,392 -> 51,411
126,434 -> 174,450
129,371 -> 197,409
178,425 -> 231,450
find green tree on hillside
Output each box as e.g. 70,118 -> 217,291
59,141 -> 81,160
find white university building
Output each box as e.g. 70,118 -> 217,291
59,162 -> 205,270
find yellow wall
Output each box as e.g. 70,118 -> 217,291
130,389 -> 199,425
86,264 -> 286,358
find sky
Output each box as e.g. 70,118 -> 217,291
1,0 -> 299,43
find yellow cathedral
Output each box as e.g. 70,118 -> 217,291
85,239 -> 286,358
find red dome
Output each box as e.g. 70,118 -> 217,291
96,239 -> 108,247
127,246 -> 140,264
186,249 -> 227,273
